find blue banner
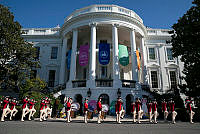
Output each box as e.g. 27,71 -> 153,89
67,50 -> 71,70
99,43 -> 110,65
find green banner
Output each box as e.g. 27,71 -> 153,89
118,44 -> 129,66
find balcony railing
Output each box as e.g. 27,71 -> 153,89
121,80 -> 136,88
72,80 -> 86,88
95,79 -> 113,87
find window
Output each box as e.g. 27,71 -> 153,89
48,70 -> 56,87
51,47 -> 58,59
30,70 -> 37,79
35,47 -> 40,60
167,48 -> 173,60
169,71 -> 177,88
101,66 -> 107,78
151,71 -> 158,88
83,68 -> 87,79
148,48 -> 156,60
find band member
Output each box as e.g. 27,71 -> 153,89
135,98 -> 142,123
152,99 -> 158,124
115,97 -> 123,124
97,97 -> 102,124
131,102 -> 136,123
162,99 -> 168,122
147,100 -> 153,123
40,98 -> 46,122
169,99 -> 177,124
66,97 -> 72,123
45,97 -> 52,118
84,98 -> 88,123
9,98 -> 18,120
21,96 -> 30,122
185,98 -> 195,124
1,96 -> 11,122
28,98 -> 36,121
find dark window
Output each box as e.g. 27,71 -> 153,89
48,70 -> 56,87
149,48 -> 156,60
151,71 -> 158,88
101,66 -> 107,78
169,71 -> 177,88
51,47 -> 58,59
35,47 -> 40,60
167,48 -> 173,60
83,68 -> 87,79
100,40 -> 107,44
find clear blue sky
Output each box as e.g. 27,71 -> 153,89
1,0 -> 194,29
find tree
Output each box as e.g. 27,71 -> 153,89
169,0 -> 200,97
0,4 -> 39,92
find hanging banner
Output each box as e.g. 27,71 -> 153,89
99,43 -> 110,65
67,50 -> 71,70
118,44 -> 129,66
79,44 -> 89,66
136,50 -> 141,70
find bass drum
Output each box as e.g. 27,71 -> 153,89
102,104 -> 109,112
71,102 -> 80,111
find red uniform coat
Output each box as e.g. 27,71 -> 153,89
131,103 -> 135,113
186,103 -> 192,111
147,103 -> 152,113
115,100 -> 123,113
162,102 -> 167,111
40,102 -> 45,110
29,101 -> 35,109
97,101 -> 102,112
135,101 -> 141,113
3,99 -> 9,109
66,102 -> 71,111
152,102 -> 157,112
84,102 -> 88,112
10,102 -> 16,110
22,99 -> 28,109
169,102 -> 175,112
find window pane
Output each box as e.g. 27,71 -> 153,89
167,48 -> 173,60
51,47 -> 58,59
169,71 -> 177,88
149,48 -> 155,60
151,71 -> 158,88
35,47 -> 40,60
48,70 -> 55,87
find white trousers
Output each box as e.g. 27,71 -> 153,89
10,108 -> 18,120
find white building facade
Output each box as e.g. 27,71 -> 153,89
22,5 -> 184,112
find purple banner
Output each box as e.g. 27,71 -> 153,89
79,44 -> 89,66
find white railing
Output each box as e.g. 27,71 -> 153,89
21,28 -> 60,35
65,5 -> 143,24
147,28 -> 172,36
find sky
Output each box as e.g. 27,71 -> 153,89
0,0 -> 194,29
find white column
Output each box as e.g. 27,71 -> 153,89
112,24 -> 121,88
88,23 -> 97,88
130,29 -> 139,82
59,37 -> 68,84
140,37 -> 148,84
69,29 -> 78,85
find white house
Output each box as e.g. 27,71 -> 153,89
22,5 -> 184,113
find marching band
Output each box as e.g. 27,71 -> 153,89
0,96 -> 198,124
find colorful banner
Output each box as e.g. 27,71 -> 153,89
67,50 -> 71,70
99,43 -> 110,65
136,50 -> 141,70
79,44 -> 89,66
118,44 -> 129,66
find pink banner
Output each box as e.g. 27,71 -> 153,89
79,44 -> 89,66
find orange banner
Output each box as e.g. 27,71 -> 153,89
136,50 -> 140,70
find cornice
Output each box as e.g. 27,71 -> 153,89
60,12 -> 147,36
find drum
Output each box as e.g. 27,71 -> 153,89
87,111 -> 93,119
71,102 -> 80,111
102,104 -> 109,112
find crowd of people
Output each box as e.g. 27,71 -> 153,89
0,96 -> 196,124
